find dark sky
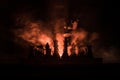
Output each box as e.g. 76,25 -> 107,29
0,0 -> 119,63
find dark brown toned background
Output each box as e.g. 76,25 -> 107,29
0,0 -> 120,77
0,0 -> 119,63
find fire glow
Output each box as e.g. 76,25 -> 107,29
14,16 -> 99,58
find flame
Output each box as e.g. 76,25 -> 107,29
17,22 -> 54,55
19,22 -> 41,45
56,33 -> 64,57
75,46 -> 79,55
67,29 -> 88,55
68,45 -> 72,56
38,34 -> 54,55
14,15 -> 99,58
72,21 -> 78,30
79,46 -> 88,55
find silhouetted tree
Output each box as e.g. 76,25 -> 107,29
53,40 -> 59,58
45,43 -> 51,57
62,37 -> 68,58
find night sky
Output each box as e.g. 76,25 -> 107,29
0,0 -> 119,63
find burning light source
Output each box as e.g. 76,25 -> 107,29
56,33 -> 64,57
14,16 -> 99,58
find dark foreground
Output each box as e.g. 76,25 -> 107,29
0,63 -> 120,76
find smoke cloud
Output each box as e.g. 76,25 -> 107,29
13,13 -> 101,57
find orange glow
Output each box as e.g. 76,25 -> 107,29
14,16 -> 99,58
56,33 -> 64,57
68,45 -> 72,56
89,32 -> 99,43
79,46 -> 88,55
71,29 -> 88,45
75,46 -> 79,55
18,22 -> 54,55
72,21 -> 78,30
38,34 -> 54,55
